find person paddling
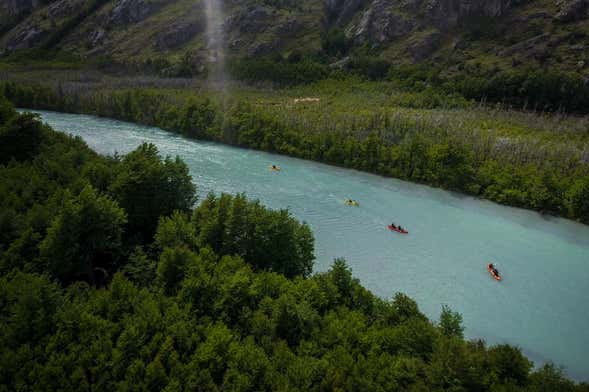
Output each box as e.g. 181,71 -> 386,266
489,263 -> 499,276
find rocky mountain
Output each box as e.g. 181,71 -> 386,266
0,0 -> 588,75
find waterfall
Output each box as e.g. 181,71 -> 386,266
203,0 -> 227,88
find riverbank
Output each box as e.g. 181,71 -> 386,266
3,75 -> 589,224
32,109 -> 589,381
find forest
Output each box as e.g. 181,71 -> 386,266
1,91 -> 588,391
3,81 -> 589,225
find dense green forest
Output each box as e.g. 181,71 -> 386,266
1,93 -> 588,390
3,81 -> 589,225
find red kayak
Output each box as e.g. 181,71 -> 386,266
388,225 -> 408,234
487,263 -> 501,281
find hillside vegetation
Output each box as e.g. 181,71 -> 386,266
1,95 -> 588,391
1,0 -> 589,112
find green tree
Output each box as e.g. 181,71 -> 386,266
39,185 -> 127,283
0,112 -> 45,164
439,305 -> 464,338
193,194 -> 315,278
109,143 -> 196,244
155,211 -> 198,250
156,246 -> 199,294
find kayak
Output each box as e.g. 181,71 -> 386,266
487,264 -> 501,281
388,225 -> 408,234
270,166 -> 281,171
345,200 -> 359,206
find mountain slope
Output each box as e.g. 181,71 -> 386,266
0,0 -> 588,77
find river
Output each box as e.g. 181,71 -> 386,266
31,110 -> 589,380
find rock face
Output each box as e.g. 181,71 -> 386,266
6,25 -> 44,50
1,0 -> 44,17
156,22 -> 203,50
409,31 -> 442,61
349,0 -> 414,44
325,0 -> 365,25
109,0 -> 155,24
47,0 -> 76,19
346,0 -> 516,43
228,5 -> 272,34
555,0 -> 587,22
345,0 -> 519,60
0,0 -> 586,68
0,0 -> 55,31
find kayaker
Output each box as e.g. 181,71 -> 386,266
489,263 -> 499,276
272,165 -> 277,170
390,222 -> 397,229
398,225 -> 404,231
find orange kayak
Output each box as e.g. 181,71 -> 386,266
487,264 -> 501,281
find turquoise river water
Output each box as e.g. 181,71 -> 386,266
32,110 -> 589,380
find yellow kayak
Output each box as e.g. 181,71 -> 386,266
345,199 -> 359,207
270,165 -> 281,171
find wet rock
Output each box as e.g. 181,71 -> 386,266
555,0 -> 586,22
